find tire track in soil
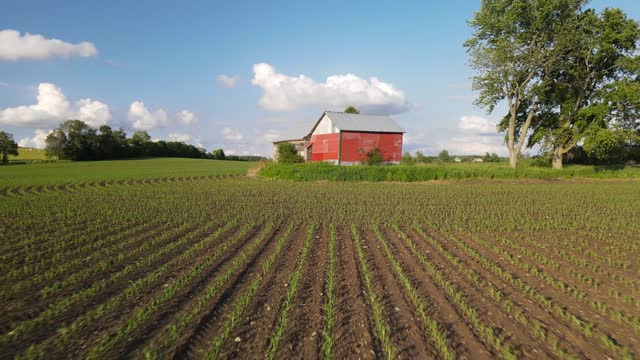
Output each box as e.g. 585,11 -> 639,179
421,227 -> 610,358
206,226 -> 308,359
129,223 -> 284,359
274,225 -> 328,360
378,226 -> 490,360
392,227 -> 540,359
331,225 -> 375,360
4,222 -> 226,357
453,230 -> 637,353
66,224 -> 256,358
358,228 -> 434,359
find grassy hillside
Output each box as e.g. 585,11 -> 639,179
260,162 -> 640,182
8,147 -> 49,161
0,158 -> 255,188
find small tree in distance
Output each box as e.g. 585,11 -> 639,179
211,148 -> 226,160
438,149 -> 451,162
0,131 -> 19,164
344,106 -> 360,114
401,151 -> 414,165
415,150 -> 429,163
277,143 -> 304,163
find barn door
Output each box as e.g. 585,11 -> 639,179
306,146 -> 312,161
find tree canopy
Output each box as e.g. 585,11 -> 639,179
43,120 -> 215,161
344,106 -> 360,114
466,0 -> 639,168
0,131 -> 19,164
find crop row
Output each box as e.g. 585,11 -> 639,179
11,222 -> 238,359
420,225 -> 633,359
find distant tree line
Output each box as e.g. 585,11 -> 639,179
40,120 -> 263,162
401,149 -> 503,165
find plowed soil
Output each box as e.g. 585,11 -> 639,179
3,179 -> 639,359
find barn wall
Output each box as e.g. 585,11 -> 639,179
311,114 -> 338,135
309,133 -> 339,162
340,132 -> 403,164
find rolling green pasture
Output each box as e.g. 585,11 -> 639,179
260,161 -> 640,182
8,147 -> 49,161
0,158 -> 255,188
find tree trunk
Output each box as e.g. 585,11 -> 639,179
552,147 -> 563,169
509,151 -> 518,169
2,152 -> 7,164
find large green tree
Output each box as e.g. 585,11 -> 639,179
529,8 -> 640,168
45,129 -> 67,160
0,131 -> 19,163
466,0 -> 587,168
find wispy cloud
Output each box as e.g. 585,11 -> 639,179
217,74 -> 239,88
0,29 -> 97,61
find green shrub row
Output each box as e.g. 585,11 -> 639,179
259,162 -> 640,182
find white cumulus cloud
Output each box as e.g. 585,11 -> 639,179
177,109 -> 197,125
0,29 -> 97,61
127,101 -> 168,131
251,63 -> 411,114
0,83 -> 111,128
18,128 -> 53,149
222,127 -> 243,141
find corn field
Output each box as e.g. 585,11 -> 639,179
1,177 -> 639,359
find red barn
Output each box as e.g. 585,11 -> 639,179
304,111 -> 404,165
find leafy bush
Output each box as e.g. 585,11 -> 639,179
401,152 -> 415,165
365,148 -> 383,166
277,143 -> 304,164
438,149 -> 451,162
483,152 -> 501,162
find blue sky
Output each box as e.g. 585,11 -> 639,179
1,0 -> 638,156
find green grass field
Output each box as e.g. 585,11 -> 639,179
0,158 -> 255,188
8,147 -> 50,161
260,161 -> 640,182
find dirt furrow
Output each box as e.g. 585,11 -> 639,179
330,225 -> 376,360
59,224 -> 254,358
421,227 -> 620,358
200,226 -> 308,359
394,227 -> 548,359
358,228 -> 435,359
4,222 -> 228,357
274,225 -> 328,360
454,230 -> 636,351
127,223 -> 283,358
